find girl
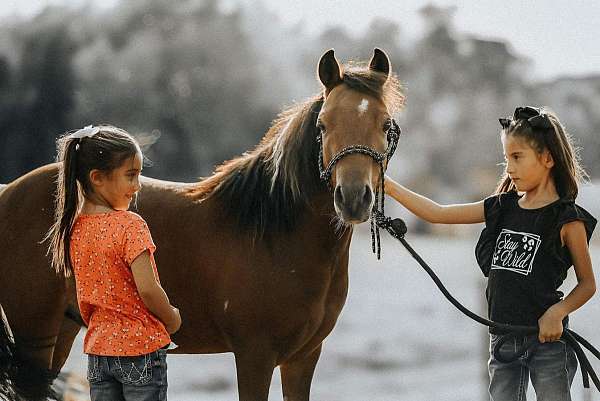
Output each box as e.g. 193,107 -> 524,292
46,125 -> 181,401
385,106 -> 596,401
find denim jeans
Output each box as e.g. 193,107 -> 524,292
488,333 -> 577,401
87,348 -> 168,401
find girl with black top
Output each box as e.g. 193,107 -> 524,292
385,106 -> 596,401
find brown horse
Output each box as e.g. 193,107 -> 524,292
0,48 -> 404,400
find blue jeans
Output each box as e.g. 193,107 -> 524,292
488,333 -> 577,401
87,349 -> 168,401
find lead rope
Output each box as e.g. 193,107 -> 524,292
370,121 -> 399,258
374,213 -> 600,391
372,121 -> 399,258
370,163 -> 385,258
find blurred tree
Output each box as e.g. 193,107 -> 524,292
531,77 -> 600,178
0,11 -> 76,181
397,4 -> 529,200
0,55 -> 17,181
0,57 -> 9,90
72,0 -> 275,180
20,24 -> 76,171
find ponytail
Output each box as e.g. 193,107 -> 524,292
45,137 -> 80,277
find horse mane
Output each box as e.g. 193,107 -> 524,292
186,63 -> 405,238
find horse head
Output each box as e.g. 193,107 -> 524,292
317,48 -> 399,224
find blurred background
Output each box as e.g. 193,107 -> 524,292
1,0 -> 599,400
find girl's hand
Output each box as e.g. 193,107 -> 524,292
537,305 -> 565,343
165,306 -> 182,334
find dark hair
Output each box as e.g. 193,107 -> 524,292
45,125 -> 141,277
495,107 -> 587,200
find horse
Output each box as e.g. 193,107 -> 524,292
0,48 -> 404,401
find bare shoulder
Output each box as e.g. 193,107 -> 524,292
560,219 -> 587,246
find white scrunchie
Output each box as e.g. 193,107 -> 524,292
71,125 -> 100,140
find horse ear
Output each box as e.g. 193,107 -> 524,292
318,49 -> 343,91
368,48 -> 391,81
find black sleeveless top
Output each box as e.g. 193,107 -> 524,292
475,191 -> 596,333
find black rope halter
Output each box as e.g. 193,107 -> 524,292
317,119 -> 401,259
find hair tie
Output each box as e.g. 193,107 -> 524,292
499,118 -> 511,129
71,125 -> 100,152
527,114 -> 553,130
498,106 -> 552,130
71,125 -> 100,140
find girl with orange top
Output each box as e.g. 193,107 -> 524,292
46,125 -> 181,401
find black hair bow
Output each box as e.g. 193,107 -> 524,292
499,106 -> 553,130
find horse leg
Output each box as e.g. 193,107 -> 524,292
233,343 -> 277,401
11,326 -> 61,399
50,314 -> 81,375
280,344 -> 322,401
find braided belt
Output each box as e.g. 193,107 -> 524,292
317,120 -> 401,258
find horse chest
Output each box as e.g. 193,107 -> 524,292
267,260 -> 349,358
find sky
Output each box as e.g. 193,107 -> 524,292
1,0 -> 599,81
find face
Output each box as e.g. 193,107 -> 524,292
319,85 -> 391,223
91,152 -> 143,211
501,134 -> 554,193
317,47 -> 394,224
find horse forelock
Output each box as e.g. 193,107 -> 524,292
340,63 -> 405,115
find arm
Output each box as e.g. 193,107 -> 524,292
538,221 -> 596,342
131,251 -> 182,334
385,176 -> 485,224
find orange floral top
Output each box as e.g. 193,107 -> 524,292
70,210 -> 170,356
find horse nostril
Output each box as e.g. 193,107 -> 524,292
334,185 -> 344,204
362,185 -> 372,206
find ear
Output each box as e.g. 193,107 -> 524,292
318,49 -> 343,91
368,48 -> 391,81
89,169 -> 105,187
544,150 -> 555,169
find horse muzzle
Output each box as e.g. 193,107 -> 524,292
333,183 -> 374,223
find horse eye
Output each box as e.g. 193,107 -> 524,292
316,121 -> 326,133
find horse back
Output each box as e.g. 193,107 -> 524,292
133,180 -> 352,359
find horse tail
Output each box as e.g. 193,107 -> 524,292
0,304 -> 57,401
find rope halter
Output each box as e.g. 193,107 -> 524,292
317,119 -> 401,259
